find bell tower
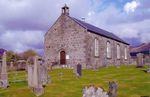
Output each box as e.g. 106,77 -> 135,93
61,4 -> 69,15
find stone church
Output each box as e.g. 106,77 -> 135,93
44,5 -> 130,68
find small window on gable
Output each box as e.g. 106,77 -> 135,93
117,44 -> 120,59
125,47 -> 128,59
94,38 -> 99,57
106,41 -> 111,58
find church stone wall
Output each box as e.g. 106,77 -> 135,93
44,14 -> 130,68
45,15 -> 87,68
85,31 -> 130,68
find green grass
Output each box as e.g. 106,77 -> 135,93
0,65 -> 150,97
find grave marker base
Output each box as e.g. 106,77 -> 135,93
32,86 -> 44,97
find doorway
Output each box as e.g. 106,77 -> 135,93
60,51 -> 66,64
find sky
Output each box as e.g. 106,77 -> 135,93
0,0 -> 149,55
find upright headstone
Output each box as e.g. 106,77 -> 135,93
39,59 -> 48,86
108,81 -> 118,97
27,65 -> 34,87
0,51 -> 8,88
27,56 -> 49,96
137,53 -> 144,68
0,63 -> 1,75
10,61 -> 14,70
32,56 -> 44,96
76,64 -> 82,78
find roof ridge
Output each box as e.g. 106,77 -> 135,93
70,16 -> 129,45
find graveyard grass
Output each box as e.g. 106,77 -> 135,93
0,65 -> 150,97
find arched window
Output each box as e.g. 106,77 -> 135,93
106,41 -> 111,58
94,38 -> 99,57
117,44 -> 120,59
124,47 -> 127,59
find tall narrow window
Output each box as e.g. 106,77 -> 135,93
117,44 -> 120,59
94,38 -> 99,57
125,47 -> 127,59
107,41 -> 111,58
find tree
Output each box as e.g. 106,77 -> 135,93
22,49 -> 38,60
6,51 -> 20,62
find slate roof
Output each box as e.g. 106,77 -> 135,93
70,17 -> 129,45
130,43 -> 150,56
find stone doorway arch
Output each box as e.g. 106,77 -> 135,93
60,51 -> 66,65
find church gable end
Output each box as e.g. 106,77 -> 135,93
45,5 -> 87,67
44,5 -> 130,68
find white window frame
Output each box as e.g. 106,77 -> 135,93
124,47 -> 127,59
106,41 -> 111,58
117,44 -> 120,59
94,38 -> 99,57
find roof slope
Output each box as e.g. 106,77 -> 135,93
130,43 -> 150,55
70,17 -> 129,45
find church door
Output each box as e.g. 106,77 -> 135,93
60,51 -> 66,65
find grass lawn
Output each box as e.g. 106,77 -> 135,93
0,65 -> 150,97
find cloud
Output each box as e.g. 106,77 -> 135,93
0,30 -> 44,53
0,0 -> 149,54
0,0 -> 93,54
85,0 -> 150,46
124,0 -> 140,13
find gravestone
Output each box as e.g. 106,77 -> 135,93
27,65 -> 34,87
0,51 -> 9,88
146,56 -> 150,73
10,61 -> 14,70
38,59 -> 48,86
0,63 -> 1,75
136,53 -> 144,68
27,56 -> 44,96
33,56 -> 44,96
108,81 -> 118,97
76,64 -> 82,78
82,85 -> 108,97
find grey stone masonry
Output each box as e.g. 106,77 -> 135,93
44,5 -> 130,69
27,56 -> 46,96
0,51 -> 9,88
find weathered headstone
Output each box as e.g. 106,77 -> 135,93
32,56 -> 44,96
136,53 -> 144,68
75,64 -> 82,78
82,85 -> 109,97
27,56 -> 45,96
39,59 -> 48,86
146,68 -> 150,73
146,56 -> 150,73
0,51 -> 9,88
27,65 -> 34,87
10,61 -> 14,70
108,81 -> 118,97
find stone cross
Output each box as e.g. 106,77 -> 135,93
0,51 -> 9,88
